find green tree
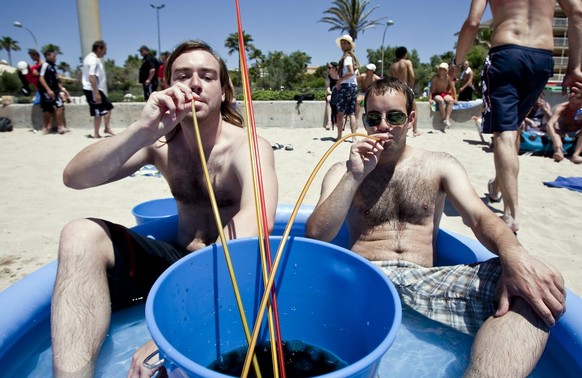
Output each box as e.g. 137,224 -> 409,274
41,44 -> 63,55
319,0 -> 384,41
225,31 -> 257,73
0,36 -> 21,66
57,61 -> 71,76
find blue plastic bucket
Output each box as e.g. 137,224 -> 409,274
131,198 -> 177,225
146,236 -> 401,377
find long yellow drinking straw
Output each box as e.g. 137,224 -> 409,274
241,133 -> 376,377
190,101 -> 262,378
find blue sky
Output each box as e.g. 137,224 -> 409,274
1,0 -> 491,69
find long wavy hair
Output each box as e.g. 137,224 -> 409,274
163,40 -> 243,127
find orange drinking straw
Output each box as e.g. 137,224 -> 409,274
240,133 -> 375,377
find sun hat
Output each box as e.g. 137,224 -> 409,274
438,62 -> 449,70
366,63 -> 376,72
336,34 -> 356,50
17,61 -> 29,75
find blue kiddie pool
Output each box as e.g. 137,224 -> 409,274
1,203 -> 581,377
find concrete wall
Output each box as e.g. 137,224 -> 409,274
0,87 -> 570,132
1,100 -> 487,132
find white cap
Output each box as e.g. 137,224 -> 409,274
366,63 -> 376,72
17,61 -> 29,75
438,62 -> 449,70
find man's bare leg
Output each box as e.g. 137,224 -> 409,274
103,111 -> 115,135
412,101 -> 422,136
43,112 -> 52,134
465,298 -> 548,377
571,135 -> 582,163
493,130 -> 520,232
93,116 -> 102,138
336,111 -> 345,141
348,114 -> 358,142
52,219 -> 115,377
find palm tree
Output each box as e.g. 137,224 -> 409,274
319,0 -> 384,41
0,36 -> 21,66
41,44 -> 63,55
225,31 -> 257,72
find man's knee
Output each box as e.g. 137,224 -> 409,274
58,218 -> 113,265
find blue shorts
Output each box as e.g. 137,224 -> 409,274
481,44 -> 553,134
337,83 -> 358,115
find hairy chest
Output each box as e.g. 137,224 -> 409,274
352,163 -> 438,227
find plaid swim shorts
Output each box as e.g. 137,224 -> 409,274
373,258 -> 501,335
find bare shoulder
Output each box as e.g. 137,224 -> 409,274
408,148 -> 462,173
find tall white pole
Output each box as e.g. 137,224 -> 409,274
380,20 -> 395,77
76,0 -> 102,63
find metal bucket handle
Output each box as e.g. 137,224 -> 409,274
143,348 -> 165,370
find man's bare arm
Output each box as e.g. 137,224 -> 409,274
441,155 -> 566,326
454,0 -> 488,67
63,83 -> 194,189
558,0 -> 582,93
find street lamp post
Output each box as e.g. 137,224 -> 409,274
150,4 -> 165,57
380,20 -> 395,77
13,21 -> 38,49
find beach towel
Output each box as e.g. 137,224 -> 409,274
131,164 -> 161,178
543,176 -> 582,193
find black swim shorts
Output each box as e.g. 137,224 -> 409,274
104,220 -> 189,311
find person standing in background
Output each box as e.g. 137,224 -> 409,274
335,35 -> 360,143
453,0 -> 582,233
457,60 -> 475,101
82,40 -> 115,138
38,50 -> 69,135
138,45 -> 158,101
389,46 -> 422,136
158,51 -> 170,90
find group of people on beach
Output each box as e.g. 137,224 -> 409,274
48,1 -> 582,377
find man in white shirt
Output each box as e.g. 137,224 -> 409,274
82,40 -> 115,138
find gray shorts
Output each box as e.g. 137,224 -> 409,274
374,258 -> 501,335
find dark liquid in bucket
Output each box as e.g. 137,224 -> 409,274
208,339 -> 348,377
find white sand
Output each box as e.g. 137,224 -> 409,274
1,127 -> 581,296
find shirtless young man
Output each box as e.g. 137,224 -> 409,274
306,77 -> 566,377
453,0 -> 582,233
50,40 -> 278,377
355,63 -> 380,130
546,92 -> 582,163
389,46 -> 421,136
429,62 -> 456,127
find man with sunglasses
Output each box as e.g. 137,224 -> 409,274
306,77 -> 565,377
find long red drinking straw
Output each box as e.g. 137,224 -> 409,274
234,0 -> 286,377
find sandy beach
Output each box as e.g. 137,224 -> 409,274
1,126 -> 581,296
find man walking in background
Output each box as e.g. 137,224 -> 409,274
82,40 -> 115,138
389,46 -> 421,136
138,45 -> 158,101
453,0 -> 582,233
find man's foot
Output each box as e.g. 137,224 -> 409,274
57,127 -> 71,135
443,119 -> 451,127
571,155 -> 582,164
501,214 -> 520,234
487,179 -> 502,203
324,124 -> 331,130
553,151 -> 564,162
42,128 -> 50,135
104,128 -> 115,136
413,130 -> 423,137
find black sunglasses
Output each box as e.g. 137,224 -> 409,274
363,111 -> 409,127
